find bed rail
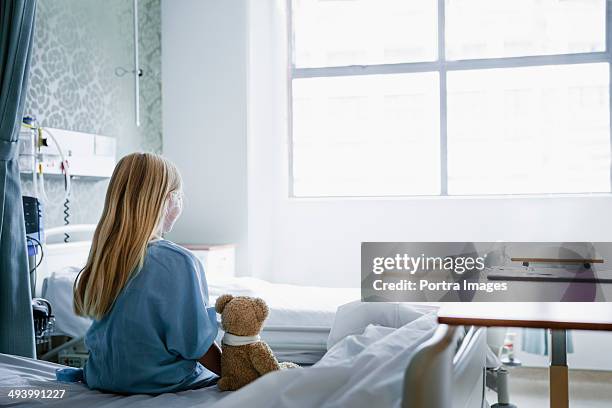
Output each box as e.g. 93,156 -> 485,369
453,326 -> 487,407
402,324 -> 486,408
403,324 -> 456,408
262,325 -> 330,333
243,325 -> 330,352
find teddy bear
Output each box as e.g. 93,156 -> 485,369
215,294 -> 300,391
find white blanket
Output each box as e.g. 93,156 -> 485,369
0,312 -> 437,408
213,313 -> 438,408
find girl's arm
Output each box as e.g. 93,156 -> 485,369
199,342 -> 222,375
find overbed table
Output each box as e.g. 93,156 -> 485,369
437,303 -> 612,408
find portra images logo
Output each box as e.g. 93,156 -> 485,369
372,253 -> 486,275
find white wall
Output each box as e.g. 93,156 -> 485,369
162,0 -> 249,274
253,196 -> 612,287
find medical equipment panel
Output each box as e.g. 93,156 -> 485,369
19,126 -> 116,178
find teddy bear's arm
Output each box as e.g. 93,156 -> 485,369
249,343 -> 281,376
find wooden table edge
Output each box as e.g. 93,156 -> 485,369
437,316 -> 612,331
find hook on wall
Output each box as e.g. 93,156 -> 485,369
114,67 -> 143,77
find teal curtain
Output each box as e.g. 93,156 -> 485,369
0,0 -> 37,358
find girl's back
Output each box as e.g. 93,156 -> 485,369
73,153 -> 222,394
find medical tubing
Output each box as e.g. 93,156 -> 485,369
32,170 -> 37,199
20,123 -> 72,203
26,236 -> 44,273
63,198 -> 71,243
37,170 -> 50,204
41,127 -> 72,201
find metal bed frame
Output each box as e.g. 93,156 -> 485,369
268,323 -> 489,407
262,325 -> 329,352
404,324 -> 488,408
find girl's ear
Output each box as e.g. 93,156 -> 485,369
253,297 -> 269,321
215,294 -> 234,313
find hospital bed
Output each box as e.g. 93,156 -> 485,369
16,224 -> 492,407
0,322 -> 488,408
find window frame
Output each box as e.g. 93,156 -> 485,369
287,0 -> 612,198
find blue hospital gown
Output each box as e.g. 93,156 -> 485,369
83,239 -> 218,394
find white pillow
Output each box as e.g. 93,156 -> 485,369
327,300 -> 439,349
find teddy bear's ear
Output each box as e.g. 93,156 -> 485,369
215,294 -> 234,313
253,297 -> 269,321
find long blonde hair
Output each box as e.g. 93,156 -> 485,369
74,153 -> 182,319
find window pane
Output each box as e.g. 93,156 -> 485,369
447,63 -> 610,195
293,0 -> 437,68
292,73 -> 440,196
446,0 -> 606,60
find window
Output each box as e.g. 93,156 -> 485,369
289,0 -> 611,197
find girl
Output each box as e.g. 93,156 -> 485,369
74,152 -> 221,394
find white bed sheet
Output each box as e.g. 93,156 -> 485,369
0,353 -> 226,408
0,311 -> 438,408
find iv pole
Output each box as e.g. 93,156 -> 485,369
114,0 -> 141,127
132,0 -> 141,127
